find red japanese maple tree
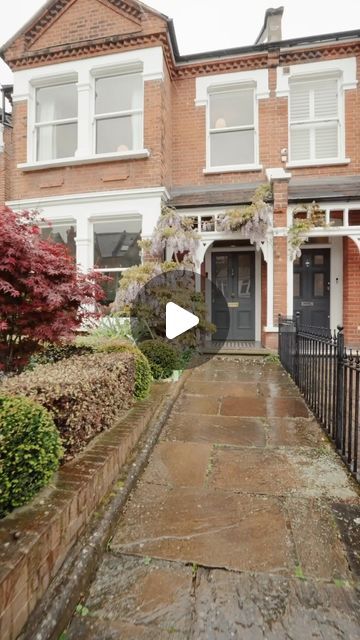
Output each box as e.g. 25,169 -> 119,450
0,206 -> 105,372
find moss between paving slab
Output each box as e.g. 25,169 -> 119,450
18,370 -> 191,640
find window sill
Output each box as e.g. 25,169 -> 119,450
18,149 -> 150,171
203,164 -> 263,175
286,158 -> 350,169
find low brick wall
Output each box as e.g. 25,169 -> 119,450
0,385 -> 166,640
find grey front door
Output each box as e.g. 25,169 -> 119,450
212,252 -> 256,340
293,249 -> 330,327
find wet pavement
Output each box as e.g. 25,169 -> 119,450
67,357 -> 360,639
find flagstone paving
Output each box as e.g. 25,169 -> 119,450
68,357 -> 360,639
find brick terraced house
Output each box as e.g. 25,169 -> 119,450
0,1 -> 359,348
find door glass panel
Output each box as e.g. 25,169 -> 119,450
314,273 -> 325,297
238,255 -> 251,297
314,254 -> 324,265
293,273 -> 300,297
214,256 -> 229,298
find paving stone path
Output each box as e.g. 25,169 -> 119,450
68,357 -> 360,639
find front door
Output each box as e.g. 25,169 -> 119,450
212,252 -> 256,340
293,248 -> 330,327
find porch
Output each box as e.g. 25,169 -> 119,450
179,199 -> 360,349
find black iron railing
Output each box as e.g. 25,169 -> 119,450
279,314 -> 360,482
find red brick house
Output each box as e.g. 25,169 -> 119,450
0,1 -> 359,348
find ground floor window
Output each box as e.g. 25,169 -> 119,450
41,222 -> 77,259
93,217 -> 142,305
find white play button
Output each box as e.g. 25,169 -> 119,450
166,302 -> 199,340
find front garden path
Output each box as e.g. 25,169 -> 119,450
68,357 -> 360,639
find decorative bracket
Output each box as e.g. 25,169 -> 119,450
195,240 -> 213,268
259,237 -> 273,263
348,235 -> 360,254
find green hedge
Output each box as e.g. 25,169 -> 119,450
27,342 -> 93,369
76,336 -> 152,400
0,395 -> 63,517
1,352 -> 135,458
139,340 -> 179,380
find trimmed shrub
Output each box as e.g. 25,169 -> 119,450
27,341 -> 93,369
77,336 -> 152,400
139,340 -> 179,380
0,395 -> 63,517
1,352 -> 135,458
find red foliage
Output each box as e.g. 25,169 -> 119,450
0,206 -> 105,372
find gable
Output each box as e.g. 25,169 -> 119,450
28,0 -> 143,51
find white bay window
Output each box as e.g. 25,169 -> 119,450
289,77 -> 342,164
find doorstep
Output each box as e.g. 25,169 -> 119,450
203,340 -> 271,355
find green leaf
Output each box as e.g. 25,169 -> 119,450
294,564 -> 306,580
333,578 -> 349,588
75,604 -> 90,617
143,556 -> 152,566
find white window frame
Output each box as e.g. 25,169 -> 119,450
91,62 -> 144,157
206,82 -> 260,173
30,73 -> 78,164
91,215 -> 143,302
288,73 -> 345,166
17,48 -> 163,171
195,69 -> 269,175
276,58 -> 357,169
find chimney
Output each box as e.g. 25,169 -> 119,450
255,7 -> 284,44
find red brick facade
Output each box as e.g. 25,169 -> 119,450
1,0 -> 359,346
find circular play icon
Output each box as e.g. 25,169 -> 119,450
128,269 -> 230,369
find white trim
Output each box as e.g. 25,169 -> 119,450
7,190 -> 163,274
266,244 -> 275,331
276,57 -> 357,97
6,186 -> 169,209
195,68 -> 270,105
277,58 -> 356,168
286,159 -> 350,168
12,47 -> 164,100
205,244 -> 261,342
18,149 -> 150,171
0,124 -> 4,153
195,68 -> 268,174
12,47 -> 163,166
90,61 -> 144,79
266,167 -> 292,181
203,164 -> 262,174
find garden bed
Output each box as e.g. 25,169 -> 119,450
0,383 -> 168,640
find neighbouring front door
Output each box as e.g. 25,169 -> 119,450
212,252 -> 256,340
293,248 -> 330,327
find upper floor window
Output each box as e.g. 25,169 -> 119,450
289,77 -> 341,164
94,72 -> 143,155
208,85 -> 256,169
35,82 -> 78,161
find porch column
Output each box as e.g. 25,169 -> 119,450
75,216 -> 92,272
264,169 -> 291,349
